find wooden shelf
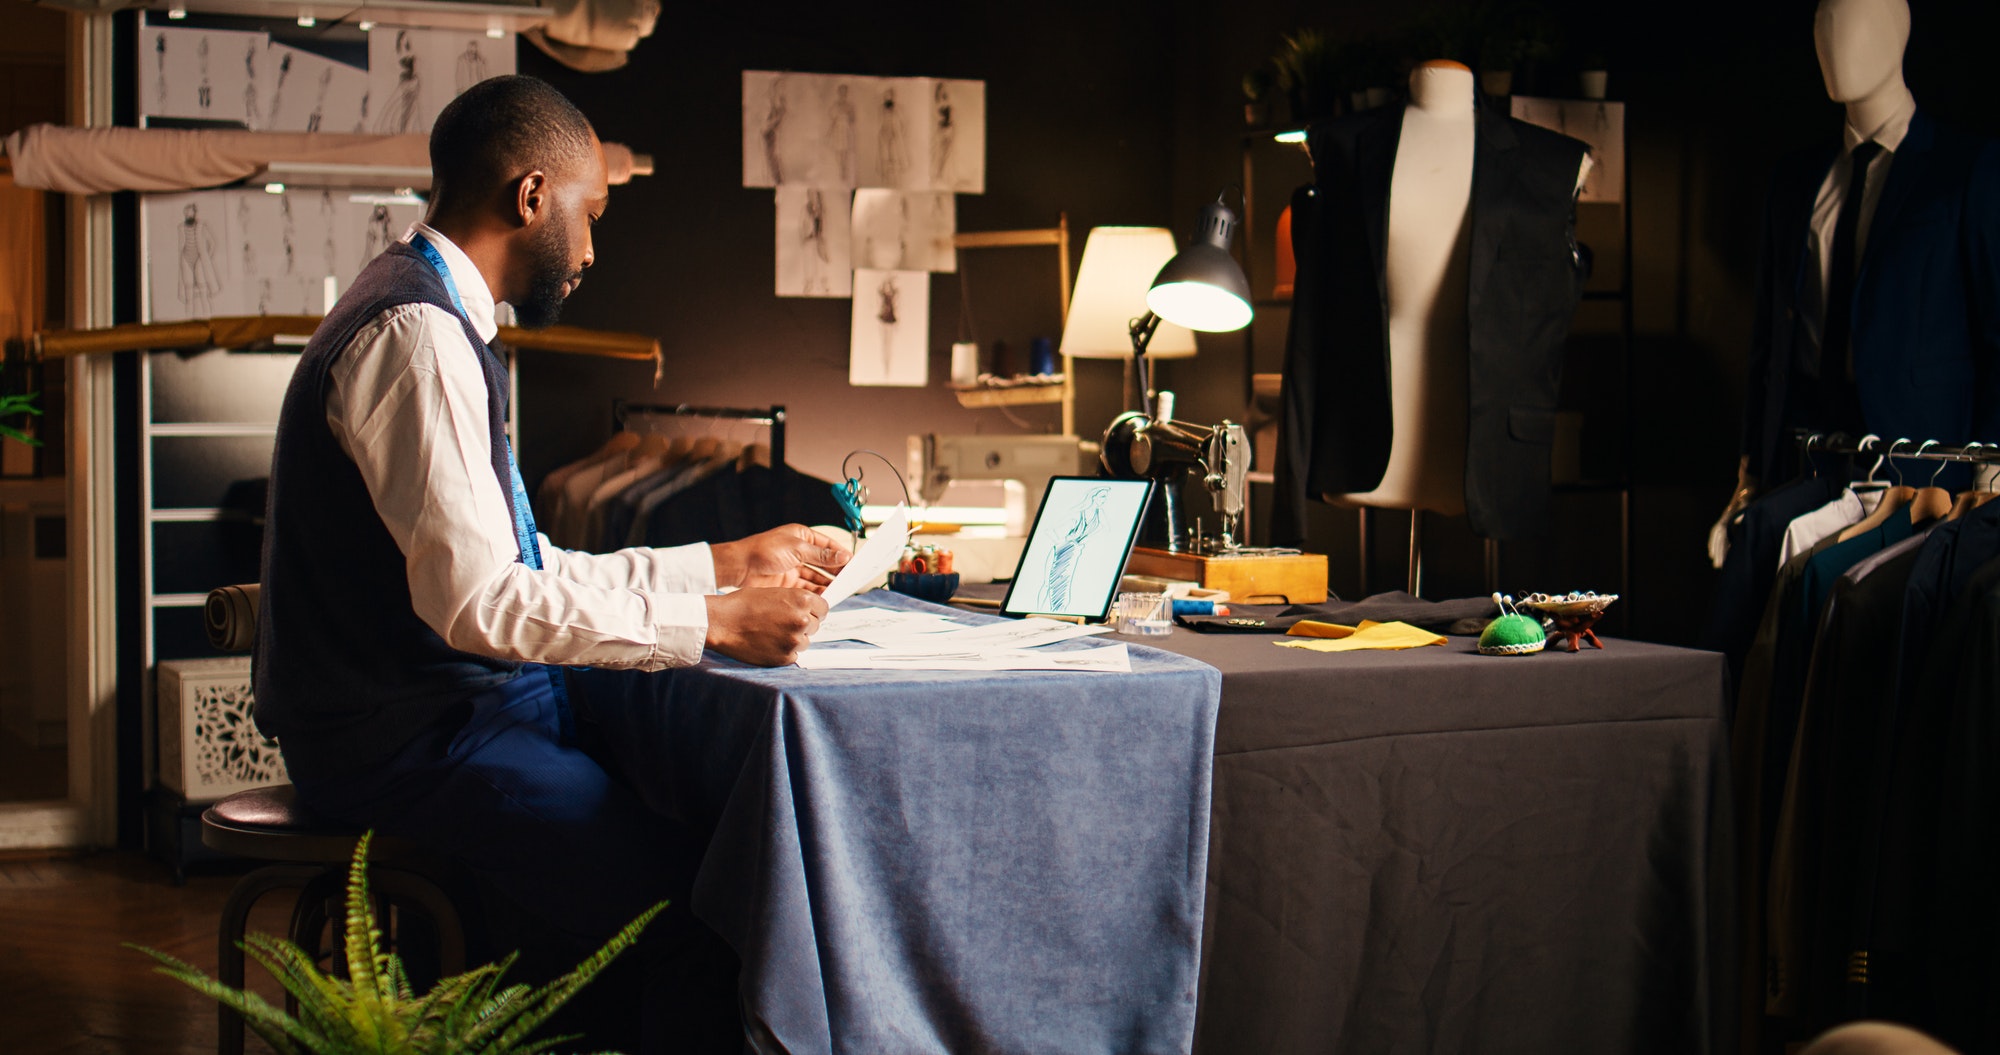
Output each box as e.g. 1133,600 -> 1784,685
952,384 -> 1065,409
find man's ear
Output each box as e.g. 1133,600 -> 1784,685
512,170 -> 548,228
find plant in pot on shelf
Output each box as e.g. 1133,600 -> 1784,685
130,832 -> 665,1055
1269,29 -> 1349,130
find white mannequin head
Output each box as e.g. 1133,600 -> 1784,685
1814,0 -> 1910,103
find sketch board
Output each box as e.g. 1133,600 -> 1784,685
143,188 -> 423,323
142,27 -> 270,128
1001,477 -> 1156,622
775,186 -> 852,297
1510,97 -> 1625,204
367,27 -> 514,136
849,268 -> 929,387
263,42 -> 369,134
743,70 -> 985,193
851,189 -> 955,273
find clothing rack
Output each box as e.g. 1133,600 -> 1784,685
1791,430 -> 2000,466
613,401 -> 786,471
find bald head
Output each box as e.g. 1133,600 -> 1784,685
428,75 -> 597,220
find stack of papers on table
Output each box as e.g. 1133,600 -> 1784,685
802,605 -> 1131,672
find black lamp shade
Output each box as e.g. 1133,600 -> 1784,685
1145,199 -> 1253,333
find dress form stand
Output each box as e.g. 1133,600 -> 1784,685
1330,60 -> 1476,596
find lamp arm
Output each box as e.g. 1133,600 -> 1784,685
1128,311 -> 1162,418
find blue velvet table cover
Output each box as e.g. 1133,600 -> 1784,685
573,590 -> 1223,1055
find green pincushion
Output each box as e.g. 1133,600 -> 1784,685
1478,612 -> 1547,656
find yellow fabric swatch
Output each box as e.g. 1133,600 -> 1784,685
1277,619 -> 1447,652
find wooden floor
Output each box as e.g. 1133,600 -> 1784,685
0,850 -> 295,1054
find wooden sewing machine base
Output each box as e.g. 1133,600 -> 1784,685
1125,547 -> 1329,605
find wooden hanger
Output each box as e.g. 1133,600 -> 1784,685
1907,442 -> 1955,526
1836,439 -> 1918,543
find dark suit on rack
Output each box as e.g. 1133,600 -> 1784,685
1273,103 -> 1589,544
1742,110 -> 2000,483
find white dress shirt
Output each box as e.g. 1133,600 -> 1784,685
321,223 -> 712,670
1804,97 -> 1917,336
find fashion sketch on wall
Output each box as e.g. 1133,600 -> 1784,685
143,27 -> 268,127
143,188 -> 420,322
852,189 -> 955,272
263,43 -> 366,134
774,185 -> 852,297
741,71 -> 985,193
849,268 -> 929,386
367,27 -> 513,136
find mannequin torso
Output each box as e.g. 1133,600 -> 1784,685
1333,61 -> 1476,514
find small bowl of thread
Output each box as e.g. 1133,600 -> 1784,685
887,571 -> 959,603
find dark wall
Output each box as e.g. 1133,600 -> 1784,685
521,0 -> 2000,642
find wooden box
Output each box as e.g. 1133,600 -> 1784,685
157,657 -> 288,802
1124,548 -> 1329,605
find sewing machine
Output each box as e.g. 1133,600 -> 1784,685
908,433 -> 1095,536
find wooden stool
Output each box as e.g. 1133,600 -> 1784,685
201,784 -> 469,1055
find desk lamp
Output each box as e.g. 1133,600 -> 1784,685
1094,194 -> 1256,551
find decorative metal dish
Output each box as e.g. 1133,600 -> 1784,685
1517,592 -> 1619,652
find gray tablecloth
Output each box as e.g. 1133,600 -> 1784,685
1154,628 -> 1734,1055
574,591 -> 1223,1055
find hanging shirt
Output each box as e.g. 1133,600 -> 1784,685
321,222 -> 713,670
1776,487 -> 1883,570
1803,97 -> 1917,337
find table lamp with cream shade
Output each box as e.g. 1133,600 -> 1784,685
1059,226 -> 1197,415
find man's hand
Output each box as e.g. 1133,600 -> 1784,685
704,588 -> 827,666
711,524 -> 852,591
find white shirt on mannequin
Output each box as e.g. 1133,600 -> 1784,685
320,222 -> 714,671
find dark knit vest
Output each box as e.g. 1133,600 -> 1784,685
254,241 -> 525,781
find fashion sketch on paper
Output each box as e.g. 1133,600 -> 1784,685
279,194 -> 296,277
243,39 -> 261,126
319,190 -> 338,280
374,30 -> 422,134
875,273 -> 900,377
878,86 -> 908,187
197,36 -> 212,110
270,51 -> 293,127
801,188 -> 831,295
363,204 -> 393,270
176,203 -> 222,318
307,66 -> 331,132
455,40 -> 488,95
931,81 -> 954,184
1042,486 -> 1111,611
827,82 -> 858,185
760,75 -> 787,184
154,33 -> 168,112
238,195 -> 257,277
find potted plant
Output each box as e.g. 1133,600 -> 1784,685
131,832 -> 664,1055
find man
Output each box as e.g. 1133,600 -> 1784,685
253,75 -> 849,1049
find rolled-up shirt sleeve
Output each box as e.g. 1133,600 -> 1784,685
326,303 -> 710,670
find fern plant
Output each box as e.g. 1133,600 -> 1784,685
0,392 -> 41,447
132,832 -> 665,1055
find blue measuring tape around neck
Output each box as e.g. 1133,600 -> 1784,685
408,231 -> 575,736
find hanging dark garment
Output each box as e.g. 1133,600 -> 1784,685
642,463 -> 849,549
1273,103 -> 1589,544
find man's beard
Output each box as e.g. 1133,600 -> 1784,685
513,216 -> 580,330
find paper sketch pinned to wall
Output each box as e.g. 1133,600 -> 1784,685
851,189 -> 955,273
263,43 -> 367,134
929,80 -> 985,193
143,27 -> 270,127
742,71 -> 985,193
849,268 -> 929,387
143,188 -> 421,322
775,186 -> 852,297
1510,96 -> 1624,204
367,27 -> 514,136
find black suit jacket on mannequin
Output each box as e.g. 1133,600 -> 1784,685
1743,109 -> 2000,484
1273,103 -> 1589,544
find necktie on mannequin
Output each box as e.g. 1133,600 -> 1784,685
1823,140 -> 1884,384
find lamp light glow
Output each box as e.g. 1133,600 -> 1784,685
1272,128 -> 1308,144
1147,280 -> 1253,332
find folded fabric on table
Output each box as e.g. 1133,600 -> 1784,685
1282,591 -> 1499,634
1276,619 -> 1448,652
